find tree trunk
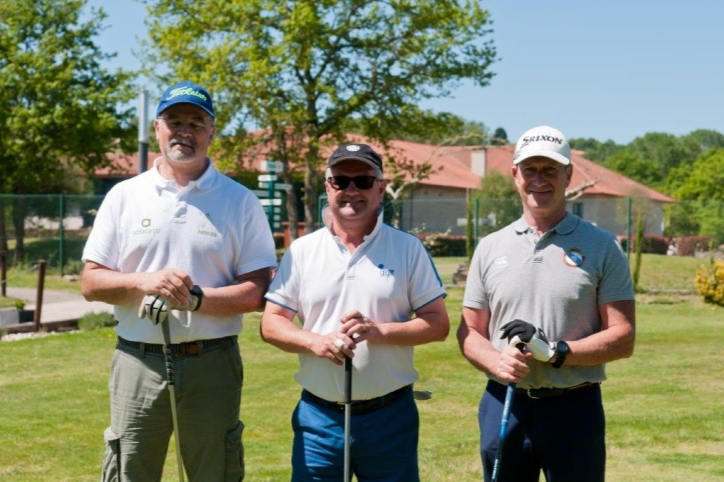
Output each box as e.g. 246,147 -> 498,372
0,195 -> 8,253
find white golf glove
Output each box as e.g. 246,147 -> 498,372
137,286 -> 203,325
500,319 -> 555,362
138,294 -> 169,325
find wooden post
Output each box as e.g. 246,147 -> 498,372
34,260 -> 46,332
0,251 -> 7,297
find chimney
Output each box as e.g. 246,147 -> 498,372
471,149 -> 486,177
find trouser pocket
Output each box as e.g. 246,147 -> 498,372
101,427 -> 121,482
225,420 -> 245,481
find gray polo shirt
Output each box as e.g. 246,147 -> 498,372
463,212 -> 634,389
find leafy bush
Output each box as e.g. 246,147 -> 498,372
77,312 -> 116,331
619,234 -> 669,254
695,260 -> 724,306
417,232 -> 467,257
675,235 -> 713,256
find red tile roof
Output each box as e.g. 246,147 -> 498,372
98,138 -> 675,203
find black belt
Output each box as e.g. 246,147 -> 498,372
303,385 -> 412,415
117,335 -> 236,357
514,382 -> 599,400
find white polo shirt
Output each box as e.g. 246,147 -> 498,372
82,158 -> 277,344
265,210 -> 446,401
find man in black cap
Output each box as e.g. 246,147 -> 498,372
261,143 -> 450,481
82,81 -> 277,480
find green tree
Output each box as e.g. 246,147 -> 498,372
625,133 -> 700,189
674,149 -> 724,202
682,129 -> 724,151
568,138 -> 622,163
603,151 -> 662,188
0,0 -> 136,259
471,171 -> 520,236
141,0 -> 497,235
491,127 -> 508,146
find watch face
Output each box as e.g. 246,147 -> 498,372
557,341 -> 570,354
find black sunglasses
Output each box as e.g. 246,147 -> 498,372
327,175 -> 379,190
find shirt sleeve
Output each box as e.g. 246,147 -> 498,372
598,238 -> 635,304
407,238 -> 447,311
264,246 -> 299,313
81,187 -> 120,269
235,193 -> 278,276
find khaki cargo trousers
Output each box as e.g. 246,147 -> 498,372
101,336 -> 244,481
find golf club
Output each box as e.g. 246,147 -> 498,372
343,355 -> 352,482
491,337 -> 523,482
161,319 -> 185,482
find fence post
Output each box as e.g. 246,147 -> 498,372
473,198 -> 480,247
626,197 -> 632,258
59,194 -> 65,275
34,260 -> 46,332
0,251 -> 7,297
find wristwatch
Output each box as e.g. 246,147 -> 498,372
550,340 -> 570,369
190,285 -> 204,311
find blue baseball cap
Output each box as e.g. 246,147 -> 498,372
156,81 -> 215,118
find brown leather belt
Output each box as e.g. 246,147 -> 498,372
303,385 -> 412,415
117,335 -> 236,357
515,382 -> 599,400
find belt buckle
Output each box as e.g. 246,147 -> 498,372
179,343 -> 199,356
526,387 -> 541,400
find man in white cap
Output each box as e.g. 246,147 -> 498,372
82,80 -> 277,480
457,126 -> 635,481
261,143 -> 450,481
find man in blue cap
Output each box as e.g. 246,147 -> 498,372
82,81 -> 277,480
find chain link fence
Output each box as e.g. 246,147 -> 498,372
1,194 -> 722,275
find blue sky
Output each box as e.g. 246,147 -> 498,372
88,0 -> 724,145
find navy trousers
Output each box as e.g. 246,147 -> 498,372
479,380 -> 606,482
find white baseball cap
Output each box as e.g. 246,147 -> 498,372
513,126 -> 571,166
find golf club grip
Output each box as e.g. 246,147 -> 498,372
491,382 -> 516,482
161,321 -> 175,385
344,356 -> 352,402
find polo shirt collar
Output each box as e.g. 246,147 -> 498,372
362,207 -> 385,242
149,157 -> 216,192
513,212 -> 579,235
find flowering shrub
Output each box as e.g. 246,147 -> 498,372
695,260 -> 724,307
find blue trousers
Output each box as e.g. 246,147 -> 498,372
291,388 -> 419,481
479,380 -> 605,482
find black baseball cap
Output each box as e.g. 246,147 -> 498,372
327,144 -> 383,173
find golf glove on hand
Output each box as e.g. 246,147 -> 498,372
500,319 -> 555,362
138,294 -> 169,325
166,285 -> 203,312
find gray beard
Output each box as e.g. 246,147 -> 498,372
165,143 -> 196,163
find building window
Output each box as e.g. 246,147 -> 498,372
572,202 -> 584,218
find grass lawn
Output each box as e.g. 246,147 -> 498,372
1,255 -> 722,480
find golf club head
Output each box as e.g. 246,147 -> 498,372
413,390 -> 432,401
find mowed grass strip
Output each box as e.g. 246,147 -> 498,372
1,254 -> 722,480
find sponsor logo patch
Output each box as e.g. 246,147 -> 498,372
563,248 -> 585,267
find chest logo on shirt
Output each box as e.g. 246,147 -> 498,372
377,264 -> 395,277
563,248 -> 585,267
132,218 -> 160,236
197,212 -> 219,237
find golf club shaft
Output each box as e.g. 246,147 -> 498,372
162,321 -> 185,482
344,355 -> 352,482
168,384 -> 184,482
491,382 -> 516,482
